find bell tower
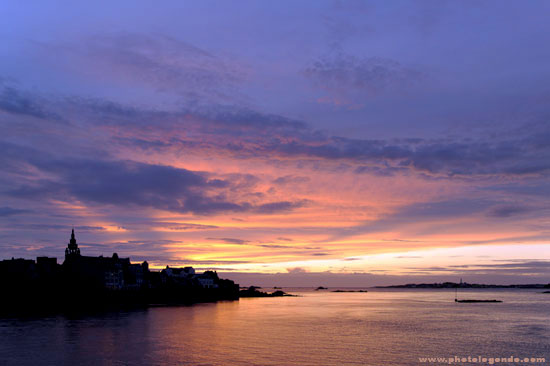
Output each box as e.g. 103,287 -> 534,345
65,228 -> 81,258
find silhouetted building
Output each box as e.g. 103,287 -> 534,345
163,266 -> 195,278
196,271 -> 219,289
37,256 -> 57,271
65,228 -> 80,258
63,230 -> 137,290
125,262 -> 148,290
0,258 -> 37,283
36,256 -> 59,285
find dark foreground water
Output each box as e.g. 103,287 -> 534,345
1,289 -> 549,366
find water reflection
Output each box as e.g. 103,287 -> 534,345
1,289 -> 549,366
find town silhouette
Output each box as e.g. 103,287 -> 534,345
0,229 -> 240,313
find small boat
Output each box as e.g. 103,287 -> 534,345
454,281 -> 502,303
455,299 -> 502,303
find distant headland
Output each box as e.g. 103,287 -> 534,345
0,229 -> 240,314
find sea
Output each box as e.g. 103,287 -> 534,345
0,288 -> 549,366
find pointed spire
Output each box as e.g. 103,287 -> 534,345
70,227 -> 77,246
66,227 -> 80,257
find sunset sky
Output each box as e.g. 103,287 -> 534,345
2,1 -> 550,285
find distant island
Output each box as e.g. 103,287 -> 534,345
0,229 -> 242,314
239,286 -> 296,297
376,281 -> 550,289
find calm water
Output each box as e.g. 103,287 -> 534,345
1,289 -> 549,366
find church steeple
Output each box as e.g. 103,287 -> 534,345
65,227 -> 81,258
